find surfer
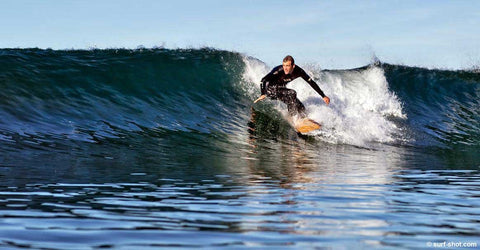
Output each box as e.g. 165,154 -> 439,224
254,55 -> 330,118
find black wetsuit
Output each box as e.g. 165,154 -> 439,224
260,65 -> 326,117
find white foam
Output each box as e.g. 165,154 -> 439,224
241,56 -> 406,146
241,56 -> 270,97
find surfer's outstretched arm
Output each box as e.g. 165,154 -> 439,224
298,67 -> 330,105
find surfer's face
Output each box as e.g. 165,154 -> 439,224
283,61 -> 294,75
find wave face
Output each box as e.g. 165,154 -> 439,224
383,64 -> 480,148
0,48 -> 251,143
0,48 -> 479,161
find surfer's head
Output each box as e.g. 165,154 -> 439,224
282,55 -> 295,75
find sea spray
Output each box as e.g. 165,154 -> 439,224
242,57 -> 407,146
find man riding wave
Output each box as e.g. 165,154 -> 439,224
254,55 -> 330,118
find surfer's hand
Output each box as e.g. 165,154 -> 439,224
323,96 -> 330,105
254,95 -> 266,103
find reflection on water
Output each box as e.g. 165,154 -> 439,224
0,120 -> 479,248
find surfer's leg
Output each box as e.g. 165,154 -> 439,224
293,99 -> 307,118
276,88 -> 306,118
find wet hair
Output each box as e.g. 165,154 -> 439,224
283,55 -> 295,65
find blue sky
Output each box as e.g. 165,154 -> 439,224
1,0 -> 479,69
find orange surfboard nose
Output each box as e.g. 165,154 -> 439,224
295,118 -> 321,133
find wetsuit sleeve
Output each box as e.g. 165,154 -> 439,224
260,65 -> 282,95
298,67 -> 326,98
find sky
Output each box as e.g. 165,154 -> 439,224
1,0 -> 479,69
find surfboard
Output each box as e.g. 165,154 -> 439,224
294,118 -> 321,134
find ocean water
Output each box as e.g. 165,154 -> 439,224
0,48 -> 479,249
